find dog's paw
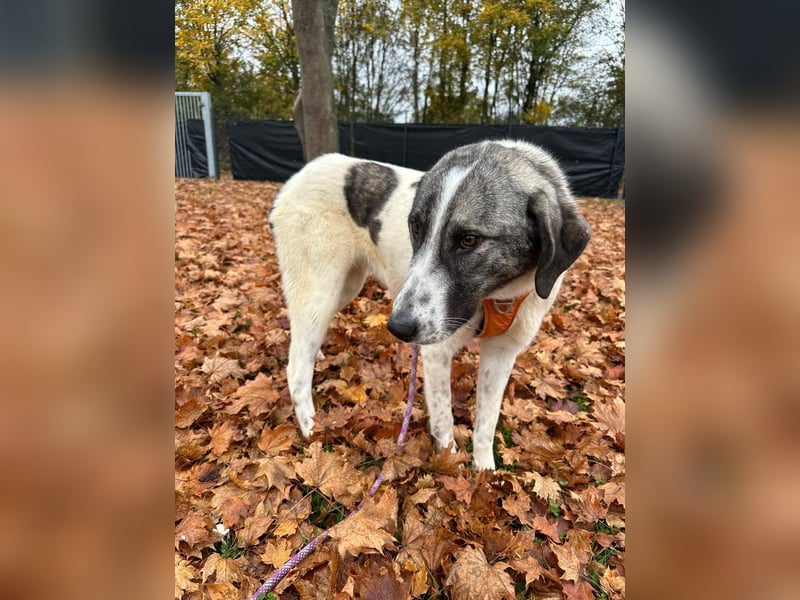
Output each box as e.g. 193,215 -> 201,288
296,413 -> 315,440
471,450 -> 496,471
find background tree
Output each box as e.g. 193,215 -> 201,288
291,0 -> 339,161
247,0 -> 300,119
175,0 -> 624,165
175,0 -> 261,166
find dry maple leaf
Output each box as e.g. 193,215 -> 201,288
257,423 -> 298,455
201,554 -> 244,584
225,373 -> 281,416
508,555 -> 545,587
440,474 -> 474,505
328,488 -> 398,558
445,546 -> 515,600
599,480 -> 625,508
216,494 -> 250,530
568,487 -> 609,524
212,289 -> 241,311
294,441 -> 366,508
254,455 -> 296,490
175,395 -> 208,428
363,313 -> 388,328
175,556 -> 199,598
208,419 -> 241,456
502,491 -> 533,526
200,353 -> 246,384
240,499 -> 275,546
175,511 -> 214,550
551,529 -> 594,582
532,513 -> 562,541
352,554 -> 412,599
562,580 -> 597,600
525,472 -> 562,503
592,395 -> 625,439
203,582 -> 240,600
600,566 -> 625,597
260,539 -> 293,568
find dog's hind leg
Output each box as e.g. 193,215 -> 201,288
285,262 -> 367,439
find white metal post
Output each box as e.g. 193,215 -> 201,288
199,91 -> 218,179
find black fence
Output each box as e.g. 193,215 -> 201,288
176,118 -> 209,178
226,120 -> 625,198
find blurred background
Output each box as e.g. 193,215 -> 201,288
1,0 -> 799,598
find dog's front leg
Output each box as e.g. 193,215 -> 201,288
419,344 -> 457,452
473,338 -> 523,470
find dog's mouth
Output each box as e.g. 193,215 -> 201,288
386,308 -> 478,345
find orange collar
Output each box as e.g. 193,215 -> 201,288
476,292 -> 531,338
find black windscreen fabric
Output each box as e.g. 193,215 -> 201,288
228,120 -> 304,180
185,119 -> 208,178
227,120 -> 625,198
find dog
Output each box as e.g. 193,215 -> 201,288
270,140 -> 591,470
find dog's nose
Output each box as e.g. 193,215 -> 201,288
387,313 -> 418,342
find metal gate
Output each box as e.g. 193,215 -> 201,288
175,91 -> 218,178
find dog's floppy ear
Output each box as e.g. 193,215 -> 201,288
530,191 -> 591,299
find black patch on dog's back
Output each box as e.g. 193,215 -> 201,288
344,162 -> 398,244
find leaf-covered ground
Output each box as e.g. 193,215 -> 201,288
175,177 -> 625,600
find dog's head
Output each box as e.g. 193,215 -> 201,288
387,140 -> 591,345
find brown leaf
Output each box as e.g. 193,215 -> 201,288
217,494 -> 249,530
175,556 -> 200,598
329,488 -> 398,558
562,580 -> 597,600
254,455 -> 295,490
201,554 -> 244,584
502,492 -> 533,526
240,499 -> 274,546
551,530 -> 594,582
532,514 -> 562,541
200,353 -> 246,384
208,419 -> 240,456
225,373 -> 281,416
257,423 -> 298,455
212,289 -> 241,311
599,480 -> 625,507
175,394 -> 208,428
525,472 -> 562,503
260,539 -> 293,569
440,474 -> 474,505
600,566 -> 626,597
352,555 -> 411,600
568,487 -> 609,524
428,446 -> 470,475
175,511 -> 214,550
203,582 -> 240,600
445,546 -> 515,600
508,555 -> 545,587
295,441 -> 366,508
593,395 -> 625,439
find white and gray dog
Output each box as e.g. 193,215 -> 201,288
270,140 -> 590,470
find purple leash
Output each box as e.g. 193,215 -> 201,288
249,344 -> 419,599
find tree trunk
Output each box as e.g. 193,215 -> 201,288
291,0 -> 338,161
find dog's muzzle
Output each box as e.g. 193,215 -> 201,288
387,312 -> 418,342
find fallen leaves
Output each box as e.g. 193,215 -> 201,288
329,488 -> 398,557
295,441 -> 367,508
174,179 -> 625,599
446,546 -> 515,600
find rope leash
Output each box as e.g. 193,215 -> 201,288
249,344 -> 419,599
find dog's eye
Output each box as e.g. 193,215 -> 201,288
460,234 -> 479,249
409,220 -> 420,238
